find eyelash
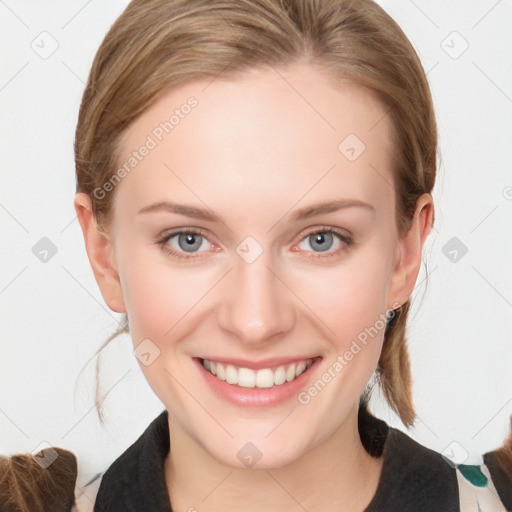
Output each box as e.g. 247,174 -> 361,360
156,226 -> 354,261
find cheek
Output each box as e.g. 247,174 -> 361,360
117,242 -> 218,349
293,242 -> 394,395
299,248 -> 392,341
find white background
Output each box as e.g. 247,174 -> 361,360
1,0 -> 511,490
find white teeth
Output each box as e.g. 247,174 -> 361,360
238,367 -> 255,388
225,365 -> 238,384
202,358 -> 314,388
216,363 -> 226,381
255,369 -> 274,388
274,366 -> 286,385
295,361 -> 306,377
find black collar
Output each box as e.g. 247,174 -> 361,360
94,407 -> 461,511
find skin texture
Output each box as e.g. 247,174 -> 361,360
75,62 -> 434,511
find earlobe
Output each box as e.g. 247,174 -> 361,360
73,193 -> 126,313
387,193 -> 435,309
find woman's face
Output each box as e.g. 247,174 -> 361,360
88,62 -> 425,468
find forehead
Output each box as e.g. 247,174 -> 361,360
114,62 -> 395,220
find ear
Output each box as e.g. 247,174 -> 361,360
387,193 -> 435,309
74,192 -> 126,313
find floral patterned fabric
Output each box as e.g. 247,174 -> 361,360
456,463 -> 509,511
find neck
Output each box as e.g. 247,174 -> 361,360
164,407 -> 383,512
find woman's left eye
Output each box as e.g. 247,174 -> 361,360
294,228 -> 353,259
156,227 -> 353,260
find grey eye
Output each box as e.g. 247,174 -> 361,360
177,233 -> 204,253
308,232 -> 334,252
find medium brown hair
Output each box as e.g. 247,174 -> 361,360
0,448 -> 77,512
75,0 -> 437,428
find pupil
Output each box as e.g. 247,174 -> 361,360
312,232 -> 332,252
179,233 -> 202,252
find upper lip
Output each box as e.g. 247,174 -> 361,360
197,356 -> 320,370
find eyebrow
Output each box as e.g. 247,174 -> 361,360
137,199 -> 374,222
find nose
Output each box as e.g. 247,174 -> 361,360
217,247 -> 296,347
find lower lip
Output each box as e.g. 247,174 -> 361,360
194,357 -> 322,407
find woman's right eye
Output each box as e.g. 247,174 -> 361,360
156,229 -> 213,260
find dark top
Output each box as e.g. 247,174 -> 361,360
92,407 -> 511,511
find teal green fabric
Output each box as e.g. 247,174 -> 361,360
458,464 -> 488,487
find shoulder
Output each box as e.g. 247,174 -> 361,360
360,408 -> 460,511
359,407 -> 512,511
91,409 -> 171,511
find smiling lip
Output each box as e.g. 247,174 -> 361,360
198,356 -> 317,371
193,356 -> 322,407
